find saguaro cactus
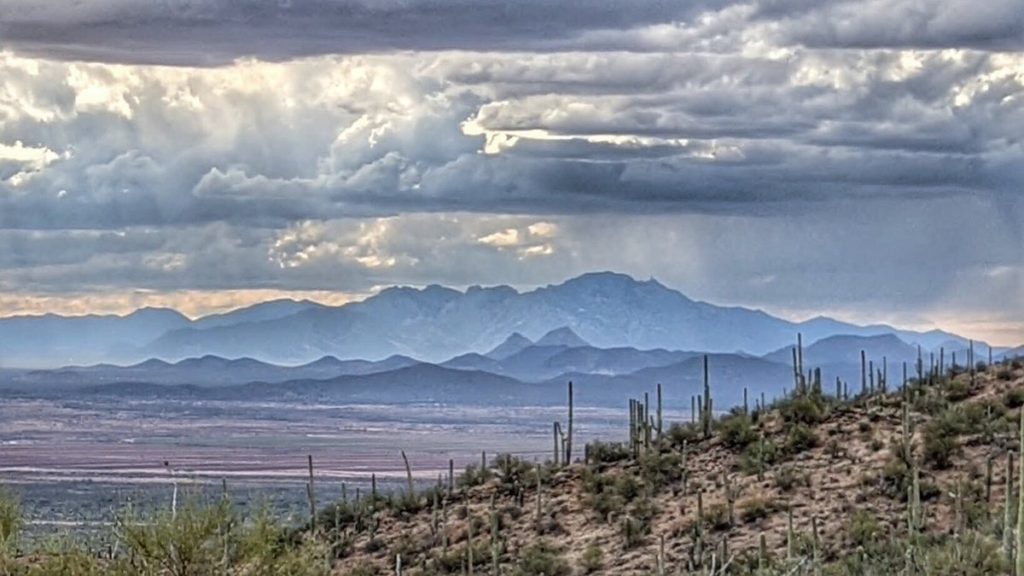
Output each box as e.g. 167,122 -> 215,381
307,455 -> 316,534
1004,451 -> 1014,562
552,422 -> 561,466
861,350 -> 867,397
702,355 -> 712,439
566,381 -> 574,464
681,440 -> 689,495
490,496 -> 500,576
466,503 -> 474,576
401,450 -> 415,499
1017,411 -> 1024,576
656,383 -> 664,440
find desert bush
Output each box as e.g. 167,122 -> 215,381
738,497 -> 778,524
665,422 -> 700,447
922,414 -> 962,470
1004,387 -> 1024,407
878,456 -> 939,502
638,450 -> 682,492
512,541 -> 571,576
705,503 -> 731,531
717,414 -> 758,450
0,489 -> 20,556
18,536 -> 109,576
493,453 -> 534,488
740,438 -> 779,475
458,463 -> 489,489
582,470 -> 641,521
432,542 -> 488,575
847,509 -> 883,548
945,379 -> 972,402
115,497 -> 232,576
774,465 -> 809,492
578,542 -> 603,574
779,394 -> 827,425
620,497 -> 657,549
585,441 -> 630,465
111,494 -> 330,576
784,424 -> 819,455
920,531 -> 1008,574
346,562 -> 382,576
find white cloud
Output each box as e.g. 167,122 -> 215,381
477,228 -> 521,248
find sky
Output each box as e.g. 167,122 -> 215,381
0,0 -> 1021,345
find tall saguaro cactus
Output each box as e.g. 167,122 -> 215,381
656,383 -> 663,441
566,381 -> 574,465
702,355 -> 712,439
307,454 -> 316,534
1004,451 -> 1014,562
861,350 -> 867,397
1016,411 -> 1024,576
401,450 -> 415,500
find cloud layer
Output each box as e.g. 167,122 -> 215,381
1,0 -> 1020,64
0,0 -> 1021,343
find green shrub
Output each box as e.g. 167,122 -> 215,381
739,497 -> 778,524
585,441 -> 630,465
921,531 -> 1008,574
779,394 -> 827,425
717,414 -> 758,450
1004,387 -> 1024,407
740,439 -> 779,475
0,489 -> 20,556
115,497 -> 231,575
922,413 -> 963,470
922,432 -> 959,470
458,463 -> 489,488
774,465 -> 809,492
112,494 -> 330,576
493,453 -> 535,488
512,541 -> 571,576
346,561 -> 382,576
20,537 -> 107,576
582,470 -> 640,521
666,423 -> 699,447
620,498 -> 658,549
847,509 -> 883,548
784,424 -> 819,455
945,379 -> 971,402
880,457 -> 911,500
638,450 -> 682,492
578,542 -> 604,574
705,503 -> 731,531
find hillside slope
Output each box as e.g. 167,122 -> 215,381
323,358 -> 1024,575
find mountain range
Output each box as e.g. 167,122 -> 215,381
0,272 -> 1004,369
2,323 -> 1018,408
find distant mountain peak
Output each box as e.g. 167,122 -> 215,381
535,327 -> 590,348
558,271 -> 668,288
485,332 -> 534,360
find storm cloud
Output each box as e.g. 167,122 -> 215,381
0,0 -> 1021,344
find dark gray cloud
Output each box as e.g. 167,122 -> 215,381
773,0 -> 1024,51
0,0 -> 728,65
1,0 -> 1020,66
